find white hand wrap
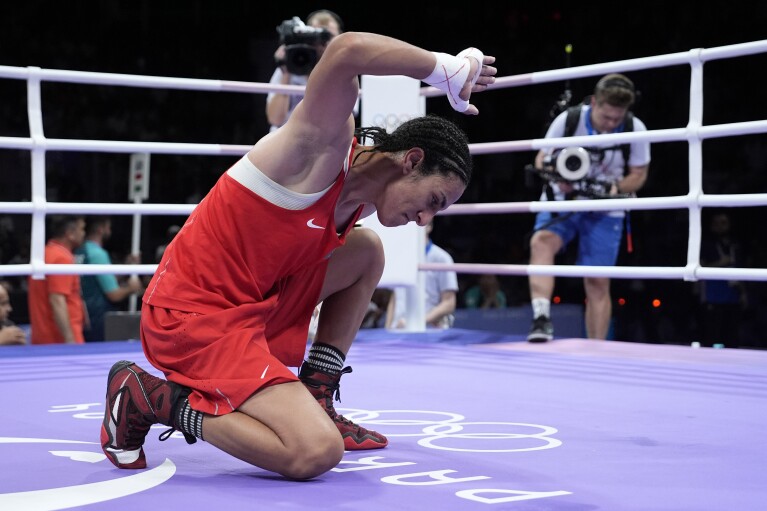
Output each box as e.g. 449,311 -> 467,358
423,47 -> 484,113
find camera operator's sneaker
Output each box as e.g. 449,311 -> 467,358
100,360 -> 190,469
527,315 -> 554,343
299,363 -> 388,450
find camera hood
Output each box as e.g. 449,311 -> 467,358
554,147 -> 590,180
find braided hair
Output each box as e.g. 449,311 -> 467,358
353,114 -> 472,186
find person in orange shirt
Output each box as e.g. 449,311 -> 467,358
28,215 -> 86,344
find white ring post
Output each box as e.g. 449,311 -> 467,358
360,75 -> 426,331
685,50 -> 704,281
27,66 -> 47,281
128,153 -> 150,312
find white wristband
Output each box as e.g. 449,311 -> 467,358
423,48 -> 484,113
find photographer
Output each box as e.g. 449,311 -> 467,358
526,73 -> 651,342
266,10 -> 358,132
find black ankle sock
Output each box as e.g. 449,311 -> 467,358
305,342 -> 346,374
175,398 -> 205,442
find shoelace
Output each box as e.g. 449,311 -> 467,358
332,411 -> 357,428
303,365 -> 353,402
124,418 -> 152,445
304,367 -> 367,431
158,427 -> 197,444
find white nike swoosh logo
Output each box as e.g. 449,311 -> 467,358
307,218 -> 325,230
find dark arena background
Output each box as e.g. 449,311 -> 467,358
2,1 -> 767,347
1,4 -> 767,509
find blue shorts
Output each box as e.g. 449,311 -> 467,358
533,211 -> 624,266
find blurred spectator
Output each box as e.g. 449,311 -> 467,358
386,221 -> 458,329
76,216 -> 144,342
361,288 -> 392,329
464,274 -> 507,309
27,215 -> 86,344
0,216 -> 29,292
698,211 -> 747,347
0,215 -> 20,264
0,279 -> 27,346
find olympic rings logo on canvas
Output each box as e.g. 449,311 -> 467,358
337,409 -> 562,453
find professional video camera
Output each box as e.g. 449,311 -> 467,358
275,16 -> 332,76
542,146 -> 591,181
525,147 -> 630,199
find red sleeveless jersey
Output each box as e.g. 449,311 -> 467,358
140,143 -> 363,414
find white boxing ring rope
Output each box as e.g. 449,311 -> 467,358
1,39 -> 767,331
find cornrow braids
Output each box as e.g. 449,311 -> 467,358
353,114 -> 472,185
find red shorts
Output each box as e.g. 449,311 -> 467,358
140,262 -> 328,415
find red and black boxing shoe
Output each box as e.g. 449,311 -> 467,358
100,360 -> 191,469
299,363 -> 388,450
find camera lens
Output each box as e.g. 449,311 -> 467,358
556,147 -> 590,180
564,155 -> 582,171
285,45 -> 318,75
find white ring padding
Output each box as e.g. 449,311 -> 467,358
556,147 -> 590,180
